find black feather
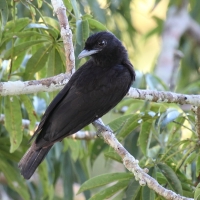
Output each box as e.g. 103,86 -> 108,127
19,31 -> 135,179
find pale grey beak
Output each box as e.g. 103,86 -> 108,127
78,49 -> 99,59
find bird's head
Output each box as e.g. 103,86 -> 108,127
78,31 -> 128,66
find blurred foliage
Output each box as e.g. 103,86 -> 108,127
0,0 -> 200,199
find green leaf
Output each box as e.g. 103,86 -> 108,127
88,18 -> 107,31
37,0 -> 43,8
6,31 -> 47,39
78,172 -> 133,194
24,43 -> 52,80
38,160 -> 54,200
90,179 -> 129,200
104,151 -> 122,163
20,95 -> 37,130
117,114 -> 140,139
124,179 -> 141,200
90,138 -> 107,166
142,186 -> 155,200
145,73 -> 168,91
108,114 -> 133,132
71,0 -> 80,20
26,23 -> 58,39
62,151 -> 74,200
142,167 -> 156,200
0,144 -> 21,162
184,151 -> 197,165
4,18 -> 30,34
64,0 -> 73,12
4,96 -> 23,152
76,20 -> 83,45
157,163 -> 182,195
47,47 -> 64,77
138,121 -> 153,156
42,17 -> 60,37
66,139 -> 80,161
1,31 -> 49,45
196,154 -> 200,177
82,14 -> 93,20
74,160 -> 91,199
76,19 -> 89,46
3,39 -> 48,59
82,20 -> 89,42
0,0 -> 8,28
118,112 -> 158,139
194,183 -> 200,200
0,156 -> 30,199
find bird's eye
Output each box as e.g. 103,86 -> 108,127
98,40 -> 107,47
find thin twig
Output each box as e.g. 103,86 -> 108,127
51,0 -> 75,74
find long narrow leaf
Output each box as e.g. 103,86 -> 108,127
4,96 -> 23,152
89,180 -> 129,200
157,163 -> 182,195
24,43 -> 52,80
78,172 -> 133,194
4,39 -> 48,59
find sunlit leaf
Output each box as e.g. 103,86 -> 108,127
88,18 -> 107,31
37,0 -> 43,8
63,0 -> 73,12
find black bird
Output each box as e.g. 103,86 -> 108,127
18,31 -> 135,179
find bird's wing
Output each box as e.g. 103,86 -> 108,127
35,63 -> 133,148
30,64 -> 88,141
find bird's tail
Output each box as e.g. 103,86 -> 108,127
18,143 -> 52,179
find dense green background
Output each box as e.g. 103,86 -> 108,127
0,0 -> 200,199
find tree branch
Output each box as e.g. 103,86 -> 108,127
51,0 -> 75,74
93,119 -> 193,200
2,76 -> 200,107
191,106 -> 200,140
0,73 -> 70,96
127,87 -> 200,106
